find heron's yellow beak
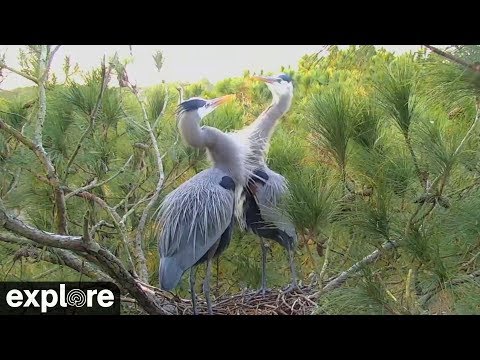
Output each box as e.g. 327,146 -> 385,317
253,75 -> 275,84
210,94 -> 235,108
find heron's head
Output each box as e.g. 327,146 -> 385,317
253,73 -> 293,100
177,95 -> 235,122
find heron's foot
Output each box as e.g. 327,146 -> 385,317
281,283 -> 303,295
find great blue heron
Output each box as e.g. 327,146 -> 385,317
157,94 -> 247,315
234,74 -> 298,295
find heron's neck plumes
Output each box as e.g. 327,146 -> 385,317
236,90 -> 293,174
205,128 -> 247,186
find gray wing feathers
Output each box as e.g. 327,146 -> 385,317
157,170 -> 234,289
256,170 -> 297,242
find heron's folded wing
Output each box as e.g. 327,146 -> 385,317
158,182 -> 234,274
255,175 -> 297,242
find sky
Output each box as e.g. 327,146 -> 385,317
0,45 -> 422,90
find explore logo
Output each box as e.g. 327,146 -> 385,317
0,282 -> 120,315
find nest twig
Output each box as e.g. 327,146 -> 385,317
122,283 -> 322,315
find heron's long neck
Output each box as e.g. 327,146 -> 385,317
241,92 -> 292,170
178,113 -> 209,149
249,92 -> 293,144
179,113 -> 245,185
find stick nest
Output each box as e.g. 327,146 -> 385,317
123,284 -> 322,315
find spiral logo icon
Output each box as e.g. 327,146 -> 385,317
66,289 -> 86,307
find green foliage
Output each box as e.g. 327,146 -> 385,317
1,45 -> 480,314
373,55 -> 419,136
351,100 -> 383,151
308,87 -> 354,174
287,167 -> 339,235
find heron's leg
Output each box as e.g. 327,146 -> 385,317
203,258 -> 214,315
282,245 -> 302,294
190,267 -> 198,315
288,246 -> 298,287
260,238 -> 268,295
250,239 -> 272,298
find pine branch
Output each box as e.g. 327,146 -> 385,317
308,241 -> 398,300
430,101 -> 480,193
0,207 -> 85,250
424,45 -> 480,72
0,118 -> 38,151
404,133 -> 424,187
0,62 -> 38,84
0,207 -> 166,314
63,58 -> 112,180
419,269 -> 480,307
90,220 -> 115,238
152,82 -> 170,131
62,187 -> 137,274
34,45 -> 47,147
22,45 -> 68,234
1,232 -> 112,282
41,45 -> 61,82
318,236 -> 332,287
4,169 -> 20,196
64,155 -> 133,200
132,94 -> 165,282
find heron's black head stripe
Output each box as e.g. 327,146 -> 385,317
177,98 -> 207,114
219,176 -> 235,191
278,74 -> 292,83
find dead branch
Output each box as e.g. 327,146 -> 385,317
133,106 -> 164,281
120,63 -> 167,282
311,241 -> 398,298
41,45 -> 62,82
0,207 -> 167,314
1,232 -> 112,282
62,187 -> 136,273
65,155 -> 133,200
424,45 -> 480,72
0,62 -> 38,84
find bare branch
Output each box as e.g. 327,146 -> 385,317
112,176 -> 149,211
0,208 -> 85,251
5,169 -> 20,196
424,45 -> 480,72
65,155 -> 133,200
83,211 -> 93,244
34,45 -> 48,146
0,62 -> 38,84
318,237 -> 331,287
90,220 -> 115,238
62,187 -> 136,272
120,193 -> 152,224
0,209 -> 166,314
131,90 -> 165,281
0,118 -> 38,151
41,45 -> 62,82
176,85 -> 184,104
1,232 -> 112,282
310,241 -> 398,298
